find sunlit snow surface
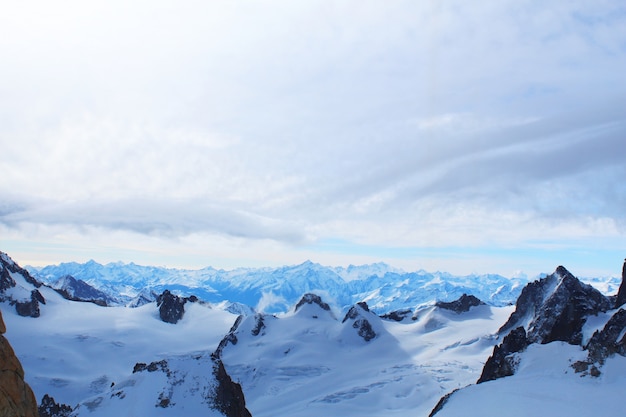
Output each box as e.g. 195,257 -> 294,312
220,302 -> 514,417
3,273 -> 625,416
1,285 -> 237,408
2,281 -> 513,416
435,342 -> 626,417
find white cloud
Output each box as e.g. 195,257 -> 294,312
1,1 -> 626,274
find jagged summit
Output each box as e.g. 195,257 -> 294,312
341,301 -> 379,342
156,290 -> 199,324
477,265 -> 613,383
1,251 -> 46,317
498,265 -> 611,345
294,293 -> 331,312
432,260 -> 626,416
293,293 -> 336,320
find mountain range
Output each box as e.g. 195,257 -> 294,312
27,260 -> 538,314
2,250 -> 626,416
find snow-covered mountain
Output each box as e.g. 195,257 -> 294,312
3,250 -> 626,417
431,263 -> 626,416
219,294 -> 513,417
0,251 -> 251,417
27,260 -> 530,313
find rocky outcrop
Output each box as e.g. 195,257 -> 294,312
15,290 -> 45,318
586,308 -> 626,363
250,313 -> 266,336
0,252 -> 42,289
477,326 -> 528,383
0,310 -> 39,417
477,265 -> 611,384
156,290 -> 198,324
38,394 -> 73,417
342,302 -> 377,342
0,252 -> 46,318
571,308 -> 626,376
436,294 -> 484,313
0,267 -> 16,293
380,309 -> 414,322
212,360 -> 252,417
210,318 -> 252,417
126,353 -> 251,416
132,359 -> 170,374
615,259 -> 626,308
499,266 -> 610,345
294,293 -> 331,312
214,316 -> 244,359
428,388 -> 460,417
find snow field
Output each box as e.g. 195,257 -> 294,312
220,303 -> 514,417
1,285 -> 238,406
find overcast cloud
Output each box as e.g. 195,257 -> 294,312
1,1 -> 625,276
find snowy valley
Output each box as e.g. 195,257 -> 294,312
1,251 -> 626,416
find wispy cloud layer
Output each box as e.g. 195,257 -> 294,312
1,1 -> 625,275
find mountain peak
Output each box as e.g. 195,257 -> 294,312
294,293 -> 331,312
499,266 -> 611,344
555,265 -> 573,278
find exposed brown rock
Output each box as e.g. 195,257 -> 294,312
0,310 -> 38,417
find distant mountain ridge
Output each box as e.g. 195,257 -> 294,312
27,260 -> 534,313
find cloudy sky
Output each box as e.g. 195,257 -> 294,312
1,1 -> 626,277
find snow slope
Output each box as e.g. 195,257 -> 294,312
220,297 -> 514,417
1,284 -> 238,408
434,342 -> 626,417
5,251 -> 625,417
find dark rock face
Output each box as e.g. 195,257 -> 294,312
499,266 -> 611,345
156,290 -> 197,324
478,326 -> 528,383
380,309 -> 414,322
251,313 -> 266,336
478,265 -> 611,384
0,265 -> 16,292
130,355 -> 251,415
353,318 -> 376,342
436,294 -> 484,313
15,290 -> 45,318
615,259 -> 626,308
428,388 -> 460,417
586,308 -> 626,363
133,359 -> 170,374
214,316 -> 244,359
1,252 -> 47,317
211,317 -> 252,417
212,359 -> 252,417
38,394 -> 73,417
342,302 -> 377,342
294,293 -> 331,312
342,304 -> 363,322
0,251 -> 42,289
